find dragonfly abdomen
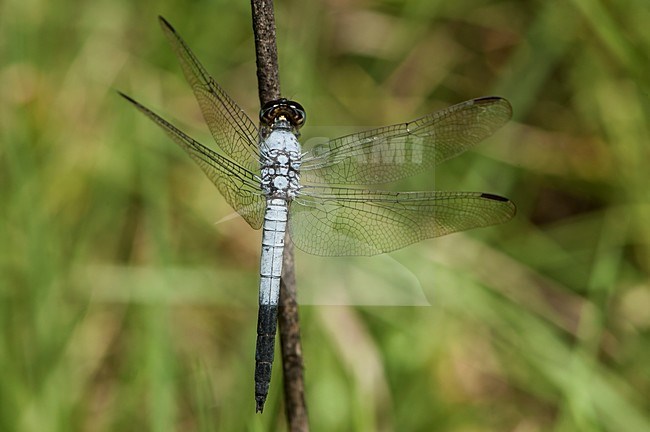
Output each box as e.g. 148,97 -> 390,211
255,198 -> 288,412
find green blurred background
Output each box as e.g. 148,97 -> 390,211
2,0 -> 649,430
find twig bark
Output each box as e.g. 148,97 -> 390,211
278,236 -> 309,429
250,0 -> 281,102
250,1 -> 309,429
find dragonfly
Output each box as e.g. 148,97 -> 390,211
119,16 -> 516,413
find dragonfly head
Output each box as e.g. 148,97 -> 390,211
260,98 -> 306,132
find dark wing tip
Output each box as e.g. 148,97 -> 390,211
474,96 -> 505,103
474,96 -> 513,118
480,193 -> 517,218
480,192 -> 509,202
158,15 -> 171,28
116,91 -> 147,112
158,16 -> 177,35
116,90 -> 135,104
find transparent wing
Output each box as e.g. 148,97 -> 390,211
159,16 -> 260,171
300,97 -> 512,185
120,92 -> 265,229
289,186 -> 515,256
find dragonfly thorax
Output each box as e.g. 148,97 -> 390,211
260,129 -> 302,200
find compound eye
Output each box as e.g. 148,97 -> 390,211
288,102 -> 306,128
259,98 -> 306,128
260,99 -> 285,126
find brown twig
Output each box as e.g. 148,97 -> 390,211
250,0 -> 309,429
250,0 -> 281,102
277,236 -> 309,429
